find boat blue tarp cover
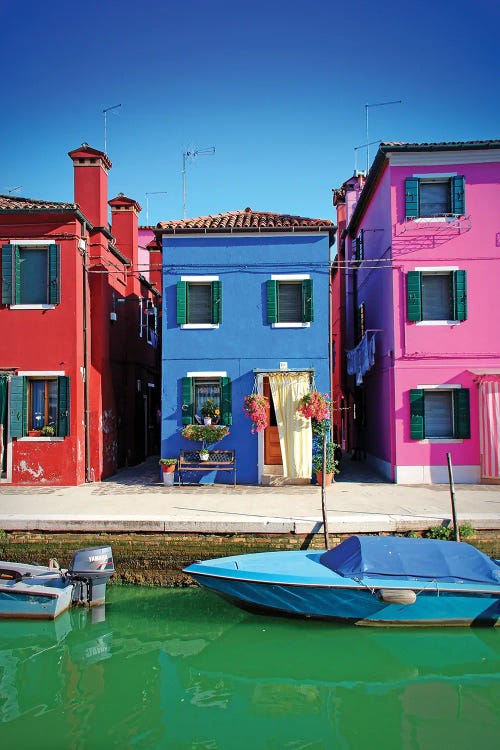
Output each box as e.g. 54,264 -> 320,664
320,536 -> 500,584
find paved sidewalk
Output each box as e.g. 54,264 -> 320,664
0,456 -> 499,534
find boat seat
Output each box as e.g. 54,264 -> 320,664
0,568 -> 23,582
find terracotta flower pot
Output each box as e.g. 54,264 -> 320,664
161,464 -> 175,473
315,471 -> 334,487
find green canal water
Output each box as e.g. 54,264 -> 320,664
1,586 -> 499,750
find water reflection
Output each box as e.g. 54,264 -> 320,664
0,586 -> 498,749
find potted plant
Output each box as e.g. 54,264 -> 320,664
312,442 -> 340,487
181,424 -> 229,463
200,399 -> 219,425
243,393 -> 269,433
40,425 -> 55,437
159,458 -> 177,486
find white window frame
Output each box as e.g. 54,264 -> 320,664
8,240 -> 57,310
416,383 -> 463,444
414,266 -> 460,326
180,275 -> 220,329
411,173 -> 458,223
16,369 -> 66,441
270,273 -> 311,329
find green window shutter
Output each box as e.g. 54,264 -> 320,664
9,376 -> 26,437
405,178 -> 420,218
14,245 -> 21,304
410,389 -> 425,440
220,377 -> 232,425
302,279 -> 313,322
453,270 -> 467,321
453,388 -> 470,439
181,377 -> 194,424
211,280 -> 222,324
48,244 -> 60,305
57,376 -> 70,436
451,176 -> 465,215
407,271 -> 422,321
176,281 -> 187,325
266,280 -> 278,323
1,244 -> 14,305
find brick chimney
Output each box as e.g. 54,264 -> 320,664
68,143 -> 112,228
109,193 -> 142,296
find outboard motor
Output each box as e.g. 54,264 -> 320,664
68,546 -> 114,607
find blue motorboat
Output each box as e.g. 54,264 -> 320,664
184,535 -> 500,626
0,546 -> 114,620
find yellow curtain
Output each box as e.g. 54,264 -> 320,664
269,372 -> 311,479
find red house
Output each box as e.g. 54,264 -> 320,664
0,144 -> 160,485
331,172 -> 366,452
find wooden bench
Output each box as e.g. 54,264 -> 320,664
178,449 -> 236,486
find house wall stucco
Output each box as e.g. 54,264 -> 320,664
161,233 -> 332,484
349,150 -> 500,483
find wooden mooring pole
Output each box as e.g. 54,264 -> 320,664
446,452 -> 460,542
321,433 -> 330,548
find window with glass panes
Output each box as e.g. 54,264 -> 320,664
181,376 -> 232,425
176,280 -> 222,325
405,176 -> 465,218
407,270 -> 467,322
194,379 -> 221,418
29,379 -> 58,430
410,388 -> 470,440
266,278 -> 313,324
1,243 -> 60,305
9,375 -> 70,437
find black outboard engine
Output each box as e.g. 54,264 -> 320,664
68,546 -> 114,607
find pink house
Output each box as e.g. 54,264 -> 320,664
337,140 -> 500,483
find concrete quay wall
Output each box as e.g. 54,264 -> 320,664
1,530 -> 498,588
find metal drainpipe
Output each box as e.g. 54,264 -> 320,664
328,249 -> 334,443
82,223 -> 92,482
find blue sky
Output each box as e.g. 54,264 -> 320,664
1,0 -> 498,225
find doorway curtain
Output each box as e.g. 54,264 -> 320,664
479,376 -> 500,479
269,372 -> 311,479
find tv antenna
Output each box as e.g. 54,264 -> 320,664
103,103 -> 122,153
145,191 -> 168,225
182,146 -> 215,219
6,185 -> 22,194
354,140 -> 381,173
364,100 -> 402,171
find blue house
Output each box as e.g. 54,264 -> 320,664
155,208 -> 336,485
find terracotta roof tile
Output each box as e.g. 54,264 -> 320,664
380,139 -> 500,150
0,194 -> 77,212
157,208 -> 334,233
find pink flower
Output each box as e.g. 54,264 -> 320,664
243,394 -> 270,433
296,391 -> 331,422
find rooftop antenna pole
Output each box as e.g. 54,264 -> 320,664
7,185 -> 22,194
182,146 -> 216,219
103,103 -> 122,154
365,100 -> 402,172
354,140 -> 381,173
145,191 -> 168,225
